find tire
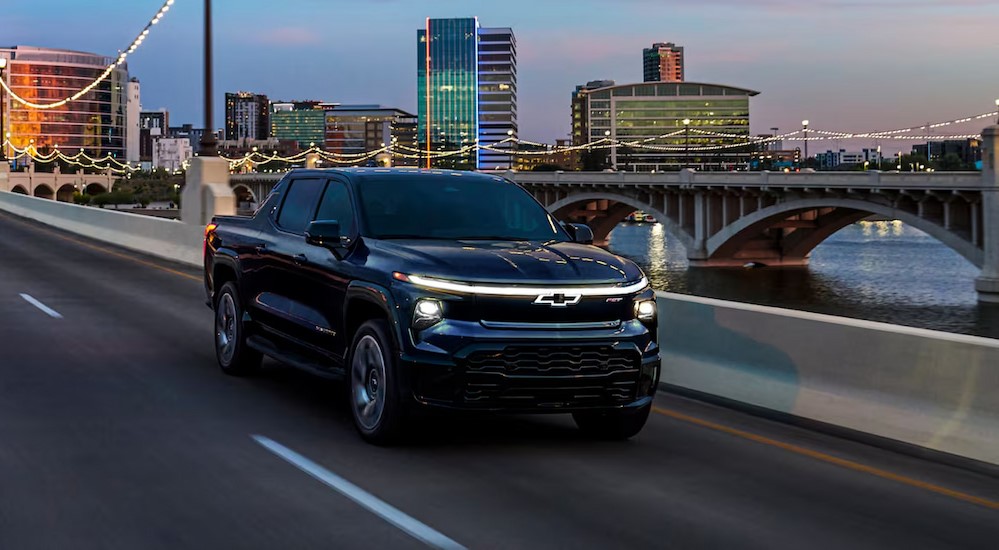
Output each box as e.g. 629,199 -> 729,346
348,319 -> 407,445
214,281 -> 262,376
572,403 -> 652,440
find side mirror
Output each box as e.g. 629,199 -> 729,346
305,220 -> 348,250
564,222 -> 594,245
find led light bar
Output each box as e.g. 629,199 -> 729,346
405,274 -> 649,297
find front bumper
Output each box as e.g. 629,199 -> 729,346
397,319 -> 661,412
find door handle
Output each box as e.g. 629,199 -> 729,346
293,253 -> 308,265
254,244 -> 267,254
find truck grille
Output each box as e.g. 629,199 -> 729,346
459,346 -> 640,407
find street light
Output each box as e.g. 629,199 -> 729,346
995,99 -> 999,124
507,129 -> 516,170
0,57 -> 6,162
683,118 -> 691,169
802,120 -> 809,168
604,129 -> 614,170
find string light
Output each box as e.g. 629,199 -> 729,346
0,0 -> 174,110
3,108 -> 990,172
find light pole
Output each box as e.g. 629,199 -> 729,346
682,118 -> 691,169
198,0 -> 218,156
995,99 -> 999,125
604,129 -> 614,170
507,129 -> 515,170
802,119 -> 809,168
0,58 -> 6,162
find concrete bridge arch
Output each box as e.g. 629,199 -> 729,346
546,191 -> 695,251
231,184 -> 258,213
33,184 -> 54,200
706,198 -> 983,268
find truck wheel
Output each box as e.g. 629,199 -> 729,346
572,403 -> 651,440
349,319 -> 407,445
214,281 -> 262,376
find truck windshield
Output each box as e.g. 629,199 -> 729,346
355,175 -> 569,241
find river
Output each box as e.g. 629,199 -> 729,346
606,220 -> 999,339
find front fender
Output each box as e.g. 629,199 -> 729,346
345,281 -> 405,353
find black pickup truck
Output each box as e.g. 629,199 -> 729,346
204,168 -> 660,444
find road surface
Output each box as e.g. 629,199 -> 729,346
0,210 -> 996,549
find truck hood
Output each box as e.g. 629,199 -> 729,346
365,239 -> 643,286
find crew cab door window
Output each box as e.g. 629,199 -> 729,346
276,178 -> 324,234
315,180 -> 355,234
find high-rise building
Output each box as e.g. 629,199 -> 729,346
225,92 -> 269,141
0,46 -> 130,158
574,81 -> 758,171
271,101 -> 326,149
572,80 -> 615,149
643,42 -> 684,83
324,105 -> 418,167
126,78 -> 141,163
417,18 -> 517,170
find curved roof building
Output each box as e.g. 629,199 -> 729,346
572,81 -> 760,171
0,46 -> 131,159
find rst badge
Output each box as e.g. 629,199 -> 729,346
533,293 -> 582,307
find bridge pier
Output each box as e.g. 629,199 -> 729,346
182,156 -> 235,226
975,126 -> 999,303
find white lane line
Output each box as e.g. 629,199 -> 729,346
252,435 -> 466,550
19,294 -> 63,319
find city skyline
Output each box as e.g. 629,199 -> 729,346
2,0 -> 997,146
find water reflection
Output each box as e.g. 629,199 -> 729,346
608,221 -> 999,339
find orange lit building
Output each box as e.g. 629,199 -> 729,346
643,42 -> 684,83
0,46 -> 130,159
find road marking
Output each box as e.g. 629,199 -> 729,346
252,435 -> 467,550
0,212 -> 201,282
653,406 -> 999,510
7,212 -> 996,512
19,293 -> 63,319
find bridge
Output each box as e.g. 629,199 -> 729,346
0,129 -> 997,547
0,164 -> 115,200
230,128 -> 999,302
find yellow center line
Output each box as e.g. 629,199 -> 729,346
0,212 -> 202,282
653,406 -> 999,510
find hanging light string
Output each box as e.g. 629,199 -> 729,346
3,107 -> 992,169
0,0 -> 175,110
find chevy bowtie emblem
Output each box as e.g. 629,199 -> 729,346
533,292 -> 582,307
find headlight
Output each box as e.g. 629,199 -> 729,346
413,298 -> 444,330
635,299 -> 656,322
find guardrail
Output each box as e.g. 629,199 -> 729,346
657,291 -> 999,467
0,190 -> 203,266
2,186 -> 996,468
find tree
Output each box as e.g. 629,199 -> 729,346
939,152 -> 963,171
532,164 -> 566,172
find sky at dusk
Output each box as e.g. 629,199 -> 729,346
3,0 -> 998,148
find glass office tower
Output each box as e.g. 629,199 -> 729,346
417,18 -> 517,170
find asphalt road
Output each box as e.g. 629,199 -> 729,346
0,210 -> 997,549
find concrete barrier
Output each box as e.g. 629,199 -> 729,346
0,189 -> 203,267
4,180 -> 998,467
657,291 -> 999,467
